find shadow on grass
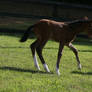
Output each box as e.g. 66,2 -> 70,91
0,45 -> 92,53
78,50 -> 92,52
0,66 -> 53,74
0,46 -> 29,49
0,45 -> 58,50
0,44 -> 92,53
71,71 -> 92,75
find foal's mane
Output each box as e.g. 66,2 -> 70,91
65,20 -> 92,30
68,19 -> 92,25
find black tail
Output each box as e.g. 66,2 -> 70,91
20,25 -> 35,42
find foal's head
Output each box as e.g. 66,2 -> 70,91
84,20 -> 92,38
76,16 -> 92,38
82,17 -> 92,38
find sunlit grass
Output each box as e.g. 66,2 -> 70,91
0,34 -> 92,92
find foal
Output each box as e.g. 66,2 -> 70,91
20,19 -> 92,75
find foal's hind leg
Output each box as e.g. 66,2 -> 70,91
30,40 -> 40,70
66,43 -> 82,69
36,40 -> 50,73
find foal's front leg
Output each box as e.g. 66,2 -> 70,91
56,43 -> 64,75
66,43 -> 82,69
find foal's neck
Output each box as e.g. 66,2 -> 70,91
69,20 -> 90,35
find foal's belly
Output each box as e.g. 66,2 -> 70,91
50,32 -> 76,43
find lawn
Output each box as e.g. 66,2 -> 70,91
0,33 -> 92,92
0,1 -> 92,92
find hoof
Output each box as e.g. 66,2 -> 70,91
43,64 -> 50,73
56,68 -> 60,76
35,65 -> 40,71
78,64 -> 82,70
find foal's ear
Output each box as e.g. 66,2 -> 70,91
83,16 -> 88,20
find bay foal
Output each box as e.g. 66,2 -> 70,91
20,19 -> 92,75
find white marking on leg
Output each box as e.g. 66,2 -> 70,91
43,64 -> 50,72
56,67 -> 60,76
33,54 -> 40,70
78,64 -> 82,69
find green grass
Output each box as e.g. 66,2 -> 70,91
0,34 -> 92,92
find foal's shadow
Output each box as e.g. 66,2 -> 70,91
71,71 -> 92,75
0,66 -> 53,74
